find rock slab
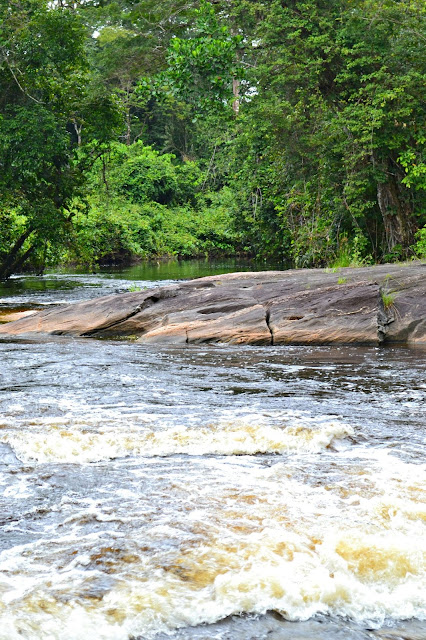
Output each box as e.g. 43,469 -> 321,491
0,263 -> 425,346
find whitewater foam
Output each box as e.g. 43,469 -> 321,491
1,419 -> 354,464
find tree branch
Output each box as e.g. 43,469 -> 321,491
1,52 -> 45,104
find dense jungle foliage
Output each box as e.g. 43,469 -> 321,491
0,0 -> 425,277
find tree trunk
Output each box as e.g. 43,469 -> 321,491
232,77 -> 240,115
126,108 -> 131,146
73,120 -> 82,146
6,245 -> 36,279
376,163 -> 415,255
230,21 -> 240,115
0,228 -> 34,280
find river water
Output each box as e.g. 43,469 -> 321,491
0,262 -> 425,640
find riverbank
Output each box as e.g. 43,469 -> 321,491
0,263 -> 424,347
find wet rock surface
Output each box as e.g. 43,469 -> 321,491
0,263 -> 424,346
0,308 -> 37,323
148,613 -> 426,640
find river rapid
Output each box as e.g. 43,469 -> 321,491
0,262 -> 425,640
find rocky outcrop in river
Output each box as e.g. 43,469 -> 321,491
0,263 -> 425,346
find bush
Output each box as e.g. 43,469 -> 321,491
413,225 -> 426,259
66,186 -> 240,266
63,142 -> 241,266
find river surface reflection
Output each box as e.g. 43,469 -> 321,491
0,263 -> 425,640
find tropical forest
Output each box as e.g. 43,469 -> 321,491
1,0 -> 425,278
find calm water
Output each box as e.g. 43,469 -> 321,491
0,259 -> 279,307
0,262 -> 425,640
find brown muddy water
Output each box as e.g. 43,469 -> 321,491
0,263 -> 425,640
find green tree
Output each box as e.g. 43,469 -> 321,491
158,0 -> 243,116
66,141 -> 239,265
0,0 -> 121,278
226,0 -> 426,263
79,0 -> 198,146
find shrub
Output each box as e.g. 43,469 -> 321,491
413,225 -> 426,259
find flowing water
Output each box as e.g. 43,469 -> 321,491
0,262 -> 425,640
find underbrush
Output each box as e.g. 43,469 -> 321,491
64,189 -> 241,267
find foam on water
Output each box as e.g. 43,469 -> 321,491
0,330 -> 425,639
0,417 -> 354,463
0,450 -> 425,639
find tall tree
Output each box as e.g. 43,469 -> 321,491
0,0 -> 121,278
226,0 -> 426,262
79,0 -> 198,145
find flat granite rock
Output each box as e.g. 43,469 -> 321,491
0,263 -> 424,347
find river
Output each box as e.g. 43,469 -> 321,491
0,261 -> 425,640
